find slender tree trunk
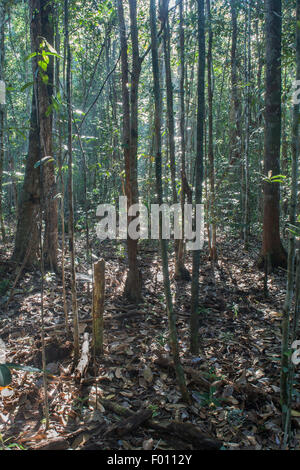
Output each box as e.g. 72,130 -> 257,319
162,0 -> 189,281
55,11 -> 68,331
243,0 -> 251,250
162,0 -> 176,207
229,0 -> 242,167
255,0 -> 264,223
190,0 -> 205,354
117,0 -> 142,303
150,0 -> 190,403
0,0 -> 6,242
280,0 -> 300,445
65,0 -> 79,360
7,133 -> 18,219
176,0 -> 191,281
206,0 -> 217,261
258,0 -> 286,269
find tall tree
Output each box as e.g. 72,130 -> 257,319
150,0 -> 190,403
65,0 -> 79,359
12,1 -> 42,265
161,0 -> 190,280
281,0 -> 300,445
117,0 -> 142,302
258,0 -> 286,269
243,0 -> 251,250
12,0 -> 57,269
176,0 -> 192,280
37,0 -> 58,271
190,0 -> 205,354
0,0 -> 6,242
206,0 -> 217,261
229,0 -> 242,169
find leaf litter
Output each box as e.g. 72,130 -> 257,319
0,234 -> 299,450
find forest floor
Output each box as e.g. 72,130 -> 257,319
0,230 -> 299,450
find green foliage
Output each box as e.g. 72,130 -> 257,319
0,363 -> 53,388
148,404 -> 160,418
192,386 -> 222,408
263,173 -> 287,184
0,434 -> 26,451
0,364 -> 12,388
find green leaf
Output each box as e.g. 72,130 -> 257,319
41,74 -> 49,85
38,60 -> 48,72
42,51 -> 50,64
20,82 -> 34,92
5,363 -> 44,374
45,52 -> 63,59
0,364 -> 12,387
34,156 -> 55,168
24,52 -> 37,61
43,39 -> 59,55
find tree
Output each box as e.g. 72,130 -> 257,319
190,0 -> 205,354
281,0 -> 300,446
65,0 -> 79,360
206,0 -> 217,261
0,0 -> 6,242
12,2 -> 42,266
176,0 -> 192,281
12,0 -> 58,270
36,0 -> 58,271
117,0 -> 142,302
150,0 -> 190,403
258,0 -> 286,269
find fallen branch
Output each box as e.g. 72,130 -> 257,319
105,408 -> 152,437
155,355 -> 211,391
99,398 -> 222,450
75,332 -> 90,380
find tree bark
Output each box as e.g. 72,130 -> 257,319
280,0 -> 300,445
176,0 -> 191,281
13,0 -> 58,269
258,0 -> 286,269
65,0 -> 79,360
206,0 -> 217,261
117,0 -> 142,303
0,0 -> 6,242
92,259 -> 105,357
37,0 -> 58,271
150,0 -> 190,404
190,0 -> 205,354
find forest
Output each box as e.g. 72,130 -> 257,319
0,0 -> 299,453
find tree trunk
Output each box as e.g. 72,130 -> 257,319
190,0 -> 205,354
12,4 -> 43,266
243,0 -> 251,250
176,0 -> 191,281
150,0 -> 190,404
37,0 -> 58,271
280,0 -> 300,445
258,0 -> 286,269
117,0 -> 142,303
206,0 -> 217,261
65,0 -> 79,360
0,0 -> 6,242
13,0 -> 58,269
